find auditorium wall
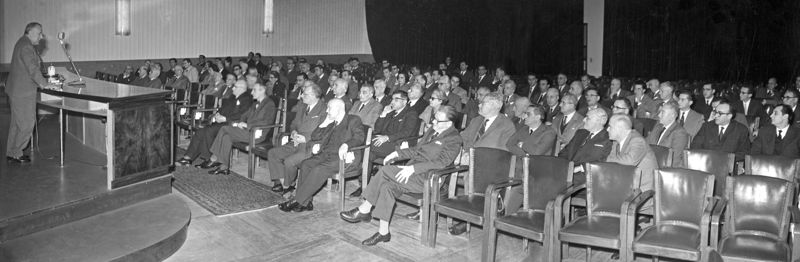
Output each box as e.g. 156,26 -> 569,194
0,0 -> 373,72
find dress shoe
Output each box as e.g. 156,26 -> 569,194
208,167 -> 231,175
193,159 -> 211,168
448,222 -> 467,236
198,161 -> 221,169
404,210 -> 420,221
175,158 -> 192,166
6,156 -> 31,163
340,207 -> 372,223
362,232 -> 391,246
349,187 -> 363,198
278,200 -> 298,212
292,201 -> 314,212
271,182 -> 284,192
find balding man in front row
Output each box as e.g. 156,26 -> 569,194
606,113 -> 658,193
646,102 -> 690,167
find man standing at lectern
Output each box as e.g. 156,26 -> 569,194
6,22 -> 56,163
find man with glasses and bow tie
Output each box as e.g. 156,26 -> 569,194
690,101 -> 751,161
751,104 -> 800,157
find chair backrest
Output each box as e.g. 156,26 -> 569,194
683,149 -> 735,197
726,175 -> 793,241
524,155 -> 573,211
654,168 -> 714,226
95,71 -> 103,80
270,98 -> 287,143
188,83 -> 202,104
745,154 -> 800,184
585,162 -> 640,217
469,147 -> 514,195
650,144 -> 673,168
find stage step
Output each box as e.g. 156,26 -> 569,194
0,176 -> 172,242
0,194 -> 190,262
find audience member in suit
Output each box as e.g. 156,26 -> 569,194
474,65 -> 492,91
407,84 -> 430,116
203,83 -> 277,175
370,90 -> 421,160
500,80 -> 522,115
342,70 -> 360,101
117,66 -> 135,84
349,85 -> 384,128
504,106 -> 558,213
200,71 -> 224,96
647,103 -> 690,167
490,68 -> 507,91
340,106 -> 463,246
389,73 -> 408,94
556,73 -> 570,97
418,89 -> 449,134
581,75 -> 600,95
782,89 -> 800,126
460,93 -> 517,151
751,104 -> 800,157
603,78 -> 632,108
177,80 -> 253,166
569,81 -> 588,112
508,97 -> 532,129
646,79 -> 661,99
552,94 -> 585,150
267,84 -> 327,193
607,114 -> 658,193
146,67 -> 163,89
543,87 -> 561,124
163,58 -> 177,80
755,77 -> 782,101
455,62 -> 475,90
322,74 -> 340,100
284,59 -> 300,86
374,79 -> 391,107
690,101 -> 751,161
182,59 -> 200,84
521,74 -> 538,99
450,76 -> 469,107
330,78 -> 353,112
265,71 -> 286,102
129,65 -> 151,87
529,77 -> 550,106
278,99 -> 366,212
437,76 -> 463,112
558,108 -> 612,184
711,97 -> 749,127
311,65 -> 329,95
612,97 -> 645,135
421,73 -> 438,101
628,82 -> 659,118
693,84 -> 716,118
651,81 -> 677,120
578,88 -> 612,117
733,86 -> 767,127
464,87 -> 490,125
675,90 -> 706,140
165,65 -> 190,90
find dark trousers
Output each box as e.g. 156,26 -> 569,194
363,165 -> 426,222
295,154 -> 340,205
6,95 -> 35,158
184,123 -> 224,160
210,125 -> 260,166
369,142 -> 395,162
267,143 -> 310,183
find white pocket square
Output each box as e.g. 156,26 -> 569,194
594,144 -> 604,147
435,141 -> 442,145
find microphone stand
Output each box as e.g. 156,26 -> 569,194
58,37 -> 85,87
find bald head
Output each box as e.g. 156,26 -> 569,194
333,78 -> 348,96
326,98 -> 347,121
607,113 -> 633,141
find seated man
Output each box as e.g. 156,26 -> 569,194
558,108 -> 612,184
508,96 -> 532,128
751,104 -> 800,157
129,65 -> 150,87
552,94 -> 585,149
176,80 -> 252,166
464,86 -> 491,124
691,101 -> 751,162
339,106 -> 463,246
349,84 -> 383,128
606,113 -> 658,193
165,65 -> 190,91
330,78 -> 353,112
504,105 -> 557,213
646,102 -> 690,167
202,83 -> 277,175
278,98 -> 366,212
147,63 -> 163,89
267,84 -> 326,192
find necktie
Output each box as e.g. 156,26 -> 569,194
718,126 -> 725,140
358,103 -> 365,112
528,129 -> 533,135
386,111 -> 397,119
679,112 -> 686,126
429,132 -> 439,143
778,129 -> 784,140
656,127 -> 666,145
477,119 -> 489,140
581,133 -> 594,146
560,116 -> 568,132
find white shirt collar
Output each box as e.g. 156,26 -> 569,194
564,111 -> 575,123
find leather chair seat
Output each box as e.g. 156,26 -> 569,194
718,234 -> 789,262
632,224 -> 701,261
558,216 -> 620,248
435,195 -> 486,225
495,210 -> 546,240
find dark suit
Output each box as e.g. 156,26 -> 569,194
678,109 -> 705,140
646,122 -> 690,167
129,76 -> 150,87
608,131 -> 658,191
364,126 -> 463,222
407,98 -> 429,116
690,121 -> 751,161
692,98 -> 715,120
733,99 -> 767,127
6,36 -> 49,158
210,97 -> 277,166
118,73 -> 135,84
456,70 -> 475,89
529,87 -> 548,106
267,101 -> 327,182
475,74 -> 492,89
751,125 -> 800,158
464,99 -> 480,124
314,73 -> 330,95
552,112 -> 585,148
504,124 -> 558,213
184,93 -> 253,160
165,75 -> 190,90
147,77 -> 162,89
602,89 -> 633,108
371,107 -> 420,158
628,94 -> 659,119
295,115 -> 366,205
442,92 -> 463,112
543,105 -> 560,124
376,95 -> 391,107
558,129 -> 612,184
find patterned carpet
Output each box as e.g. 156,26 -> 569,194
172,166 -> 286,216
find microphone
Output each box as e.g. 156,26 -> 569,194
57,32 -> 85,87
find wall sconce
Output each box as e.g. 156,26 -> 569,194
263,0 -> 273,36
116,0 -> 131,36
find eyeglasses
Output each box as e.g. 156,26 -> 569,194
784,96 -> 797,99
712,110 -> 732,115
613,105 -> 628,110
392,97 -> 406,101
432,119 -> 451,124
430,97 -> 443,101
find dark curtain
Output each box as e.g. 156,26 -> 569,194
365,0 -> 584,76
603,0 -> 800,83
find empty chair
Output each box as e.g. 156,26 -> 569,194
711,175 -> 798,261
649,144 -> 673,169
483,155 -> 573,262
428,147 -> 514,247
683,149 -> 735,197
627,168 -> 715,261
745,154 -> 800,184
554,162 -> 641,261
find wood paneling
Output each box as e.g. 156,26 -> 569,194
112,103 -> 171,188
0,0 -> 372,63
